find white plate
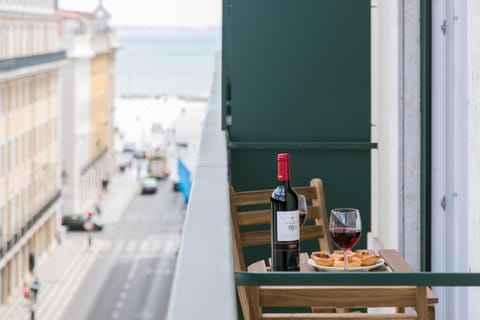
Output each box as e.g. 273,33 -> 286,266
307,258 -> 385,272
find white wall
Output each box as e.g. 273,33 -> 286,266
61,57 -> 92,213
467,0 -> 480,315
60,63 -> 76,213
372,0 -> 421,272
370,0 -> 400,252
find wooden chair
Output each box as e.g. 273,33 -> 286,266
230,178 -> 333,272
230,178 -> 333,319
230,180 -> 436,320
245,260 -> 428,320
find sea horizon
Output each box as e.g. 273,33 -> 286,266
115,27 -> 221,99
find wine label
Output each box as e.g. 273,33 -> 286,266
276,210 -> 300,241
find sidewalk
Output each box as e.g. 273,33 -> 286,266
0,171 -> 137,320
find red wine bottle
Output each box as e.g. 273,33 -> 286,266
271,153 -> 300,271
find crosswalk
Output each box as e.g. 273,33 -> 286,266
100,235 -> 180,257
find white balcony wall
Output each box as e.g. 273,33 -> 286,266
370,0 -> 400,253
466,0 -> 480,316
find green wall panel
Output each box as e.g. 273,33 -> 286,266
231,149 -> 371,259
229,0 -> 371,142
225,1 -> 371,317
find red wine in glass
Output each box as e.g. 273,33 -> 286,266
329,208 -> 362,271
329,228 -> 361,250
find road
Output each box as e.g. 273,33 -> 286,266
61,167 -> 186,320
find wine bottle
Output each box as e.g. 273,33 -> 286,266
271,153 -> 300,271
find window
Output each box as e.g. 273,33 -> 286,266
0,205 -> 4,240
15,193 -> 19,231
15,81 -> 20,111
29,129 -> 33,158
15,136 -> 19,168
0,144 -> 4,177
10,82 -> 15,112
21,133 -> 25,163
4,83 -> 9,113
7,199 -> 11,237
7,141 -> 12,171
0,85 -> 4,115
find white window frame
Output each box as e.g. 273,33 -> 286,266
431,0 -> 468,318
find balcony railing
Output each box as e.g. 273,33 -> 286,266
0,51 -> 66,72
0,191 -> 61,259
166,60 -> 237,319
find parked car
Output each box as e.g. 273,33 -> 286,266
123,141 -> 136,153
140,177 -> 158,194
62,214 -> 104,231
117,152 -> 134,172
134,144 -> 152,159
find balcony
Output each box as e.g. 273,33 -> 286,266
166,65 -> 480,320
0,51 -> 66,73
166,1 -> 480,318
166,59 -> 237,319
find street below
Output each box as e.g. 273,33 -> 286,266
60,162 -> 186,320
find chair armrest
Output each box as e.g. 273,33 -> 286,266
379,249 -> 439,305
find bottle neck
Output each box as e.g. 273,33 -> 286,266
277,160 -> 290,182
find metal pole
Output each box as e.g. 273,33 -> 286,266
30,297 -> 35,320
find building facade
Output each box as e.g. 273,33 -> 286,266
87,3 -> 116,206
58,10 -> 94,215
58,3 -> 116,217
0,0 -> 64,303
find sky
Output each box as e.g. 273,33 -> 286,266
57,0 -> 221,28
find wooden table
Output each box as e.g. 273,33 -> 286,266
250,249 -> 438,319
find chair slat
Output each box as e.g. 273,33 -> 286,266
240,225 -> 324,247
259,286 -> 418,308
262,314 -> 417,319
237,206 -> 321,226
235,186 -> 318,206
240,230 -> 270,247
234,190 -> 273,206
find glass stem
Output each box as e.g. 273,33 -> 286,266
344,250 -> 348,272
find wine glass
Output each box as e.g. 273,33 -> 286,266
297,194 -> 308,264
329,208 -> 361,272
297,195 -> 307,228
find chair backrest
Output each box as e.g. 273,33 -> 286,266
230,178 -> 333,272
245,261 -> 428,320
230,178 -> 333,320
247,285 -> 428,319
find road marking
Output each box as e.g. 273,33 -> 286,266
112,239 -> 126,254
101,240 -> 113,252
112,311 -> 119,319
123,282 -> 130,290
119,291 -> 127,299
116,301 -> 124,309
127,258 -> 140,281
150,239 -> 163,252
164,238 -> 180,255
125,239 -> 138,253
139,239 -> 151,253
